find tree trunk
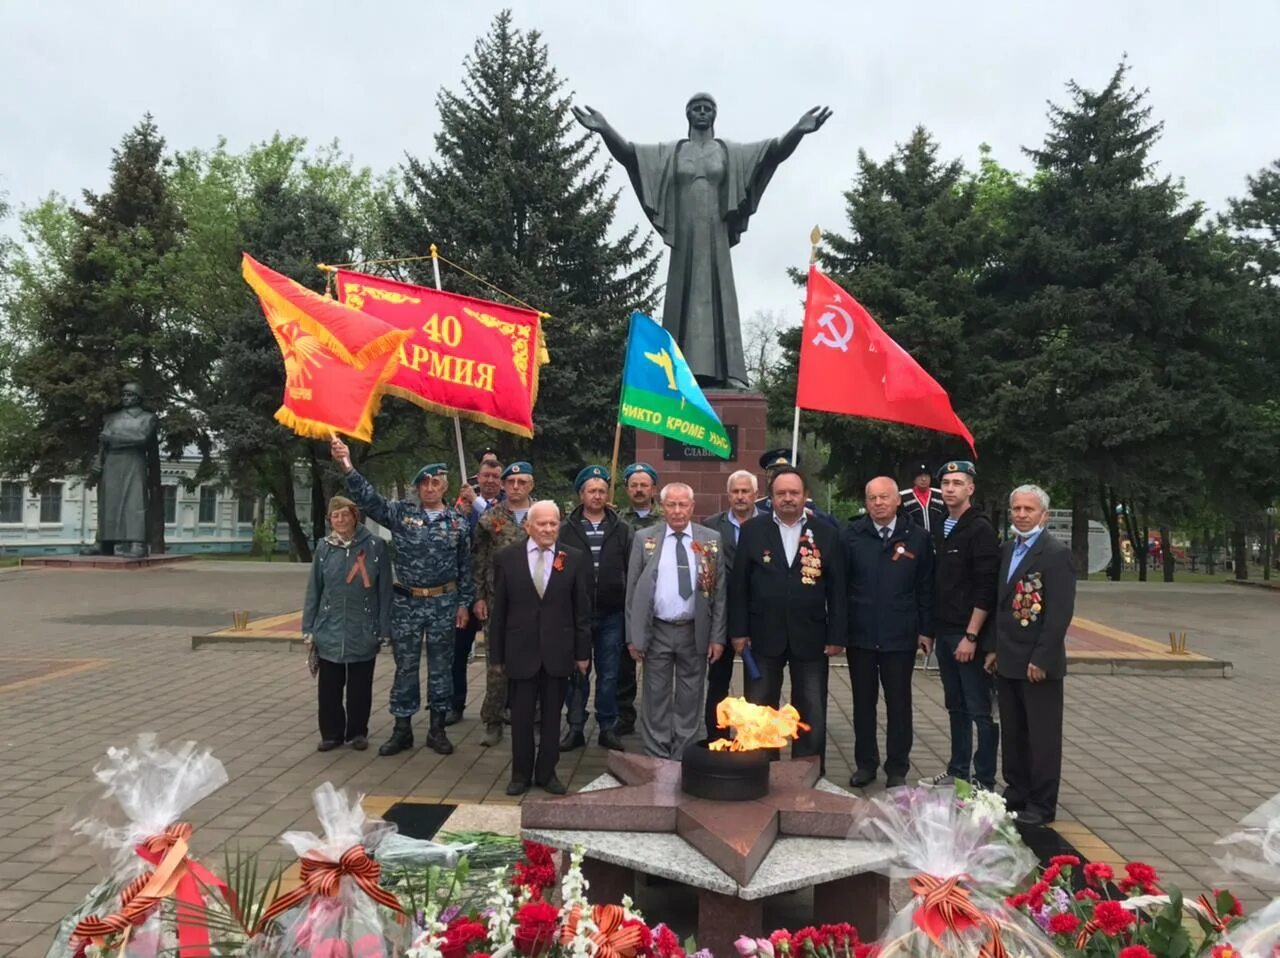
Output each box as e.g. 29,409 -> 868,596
1160,524 -> 1175,582
1233,521 -> 1249,580
1071,483 -> 1090,580
1101,485 -> 1122,581
275,461 -> 311,563
1136,501 -> 1150,583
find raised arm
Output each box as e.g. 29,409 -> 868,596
767,105 -> 833,165
330,436 -> 395,528
572,104 -> 636,167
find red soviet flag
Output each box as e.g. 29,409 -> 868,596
797,266 -> 975,452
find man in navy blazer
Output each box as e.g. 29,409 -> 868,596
489,500 -> 592,796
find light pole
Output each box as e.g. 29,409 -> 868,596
1266,506 -> 1276,582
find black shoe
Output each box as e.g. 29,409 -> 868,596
425,711 -> 455,755
885,775 -> 907,788
348,735 -> 368,751
615,720 -> 635,736
445,708 -> 463,727
378,717 -> 413,756
849,769 -> 876,788
1002,789 -> 1026,812
317,739 -> 341,752
1016,808 -> 1055,828
559,728 -> 586,751
538,776 -> 567,795
598,729 -> 625,751
506,779 -> 530,796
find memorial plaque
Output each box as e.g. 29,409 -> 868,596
664,424 -> 737,462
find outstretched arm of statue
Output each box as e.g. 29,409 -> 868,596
768,105 -> 833,165
571,104 -> 635,166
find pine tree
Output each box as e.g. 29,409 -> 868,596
384,11 -> 658,476
5,116 -> 189,552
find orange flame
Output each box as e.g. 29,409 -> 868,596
708,697 -> 810,751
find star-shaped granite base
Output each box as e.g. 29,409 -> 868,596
520,752 -> 871,885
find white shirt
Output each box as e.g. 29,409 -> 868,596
653,525 -> 696,622
773,512 -> 805,566
526,539 -> 553,594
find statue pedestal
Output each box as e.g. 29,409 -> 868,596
634,390 -> 768,515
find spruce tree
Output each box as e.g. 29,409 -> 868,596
384,11 -> 658,475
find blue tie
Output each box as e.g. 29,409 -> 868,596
1008,536 -> 1028,581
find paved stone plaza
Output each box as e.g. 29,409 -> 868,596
0,561 -> 1277,954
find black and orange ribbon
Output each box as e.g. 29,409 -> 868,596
345,549 -> 371,588
909,874 -> 1008,958
560,903 -> 646,958
253,845 -> 406,935
72,822 -> 238,957
1196,894 -> 1230,933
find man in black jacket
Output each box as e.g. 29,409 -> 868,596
843,477 -> 934,788
729,468 -> 846,766
994,484 -> 1076,826
489,500 -> 592,796
917,461 -> 1001,790
703,468 -> 761,740
900,462 -> 945,533
558,465 -> 633,752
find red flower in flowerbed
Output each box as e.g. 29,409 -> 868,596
1094,900 -> 1137,937
512,840 -> 558,899
1047,912 -> 1081,936
441,916 -> 490,958
514,900 -> 561,955
1117,861 -> 1162,895
1083,862 -> 1114,887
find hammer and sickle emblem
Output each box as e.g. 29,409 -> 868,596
811,304 -> 854,352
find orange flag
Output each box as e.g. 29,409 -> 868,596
242,254 -> 410,442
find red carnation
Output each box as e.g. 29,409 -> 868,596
1125,862 -> 1160,885
1119,947 -> 1156,958
1027,881 -> 1050,910
1041,864 -> 1062,885
513,900 -> 560,955
769,929 -> 794,955
1093,900 -> 1136,936
512,841 -> 558,899
1050,854 -> 1081,868
653,924 -> 684,958
1005,893 -> 1030,909
1076,888 -> 1101,902
1211,946 -> 1241,958
1083,862 -> 1114,886
819,923 -> 859,947
441,918 -> 489,958
791,927 -> 828,954
1215,889 -> 1245,918
1047,913 -> 1081,935
853,946 -> 879,958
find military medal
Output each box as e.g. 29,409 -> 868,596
763,549 -> 772,564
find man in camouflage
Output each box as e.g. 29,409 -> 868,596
616,462 -> 663,735
331,438 -> 474,757
472,461 -> 536,747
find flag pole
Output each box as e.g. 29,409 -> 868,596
610,313 -> 638,506
607,422 -> 623,505
792,226 -> 821,464
430,244 -> 470,489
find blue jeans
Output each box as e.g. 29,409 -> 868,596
565,611 -> 625,732
935,632 -> 999,787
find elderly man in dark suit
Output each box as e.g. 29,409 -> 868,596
489,500 -> 592,796
702,468 -> 761,740
991,484 -> 1076,827
729,467 -> 846,766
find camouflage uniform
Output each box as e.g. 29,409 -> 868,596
473,502 -> 528,726
344,469 -> 474,717
616,501 -> 665,729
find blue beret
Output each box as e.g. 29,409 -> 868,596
412,463 -> 449,485
575,465 -> 610,492
622,462 -> 658,484
937,460 -> 977,479
502,461 -> 533,480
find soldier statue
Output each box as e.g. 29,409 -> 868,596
85,381 -> 159,558
331,436 -> 474,756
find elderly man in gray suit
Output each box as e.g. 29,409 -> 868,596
625,481 -> 727,759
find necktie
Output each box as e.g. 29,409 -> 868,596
880,526 -> 891,544
675,532 -> 693,599
533,547 -> 547,597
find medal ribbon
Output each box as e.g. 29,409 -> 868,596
560,903 -> 646,958
345,549 -> 371,588
909,874 -> 1008,958
253,845 -> 406,934
72,822 -> 238,957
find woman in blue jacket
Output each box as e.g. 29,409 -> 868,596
303,495 -> 392,751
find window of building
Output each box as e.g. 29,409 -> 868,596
198,487 -> 217,524
163,485 -> 178,524
237,496 -> 256,524
0,481 -> 22,523
39,482 -> 63,524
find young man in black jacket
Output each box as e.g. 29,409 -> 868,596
558,465 -> 634,751
918,461 -> 1001,790
843,477 -> 934,788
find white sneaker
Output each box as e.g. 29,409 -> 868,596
918,772 -> 955,788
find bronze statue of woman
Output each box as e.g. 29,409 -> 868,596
573,94 -> 831,387
86,381 -> 159,558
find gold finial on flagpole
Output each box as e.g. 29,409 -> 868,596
809,225 -> 821,265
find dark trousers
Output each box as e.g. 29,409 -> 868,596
565,611 -> 625,731
849,648 -> 915,777
616,649 -> 638,729
995,674 -> 1063,816
935,633 -> 999,787
509,669 -> 569,785
704,643 -> 737,741
746,651 -> 829,767
451,616 -> 481,711
317,657 -> 376,743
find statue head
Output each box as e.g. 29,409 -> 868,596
685,93 -> 717,134
121,382 -> 144,408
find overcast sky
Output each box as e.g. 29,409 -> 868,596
3,1 -> 1278,322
